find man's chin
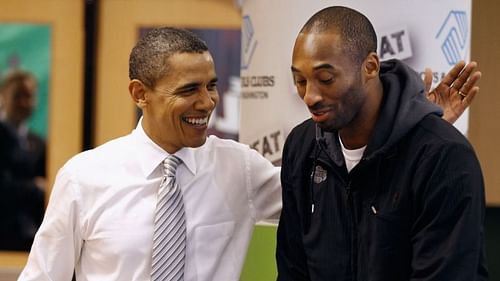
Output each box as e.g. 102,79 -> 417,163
316,121 -> 338,132
187,136 -> 208,148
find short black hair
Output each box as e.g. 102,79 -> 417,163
129,27 -> 209,88
0,69 -> 36,93
300,6 -> 377,64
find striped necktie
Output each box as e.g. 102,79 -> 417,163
151,155 -> 186,281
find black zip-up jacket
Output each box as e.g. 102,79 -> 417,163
276,60 -> 488,281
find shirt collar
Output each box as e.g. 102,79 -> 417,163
132,117 -> 197,178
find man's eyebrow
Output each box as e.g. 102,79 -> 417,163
174,77 -> 219,92
174,82 -> 201,92
313,63 -> 335,71
291,64 -> 335,73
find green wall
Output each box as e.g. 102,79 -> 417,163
241,224 -> 277,281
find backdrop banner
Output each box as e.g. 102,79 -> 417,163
239,0 -> 472,162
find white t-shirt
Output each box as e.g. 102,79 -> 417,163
339,135 -> 366,172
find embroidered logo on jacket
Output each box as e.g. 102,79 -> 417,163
312,165 -> 327,184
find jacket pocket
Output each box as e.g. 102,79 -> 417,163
370,209 -> 411,258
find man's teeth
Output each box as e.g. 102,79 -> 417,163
184,117 -> 208,125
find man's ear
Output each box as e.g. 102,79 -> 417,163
129,79 -> 148,108
362,52 -> 380,80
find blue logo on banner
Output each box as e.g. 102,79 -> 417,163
436,10 -> 468,66
241,15 -> 257,70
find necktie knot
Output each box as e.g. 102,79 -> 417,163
163,155 -> 182,178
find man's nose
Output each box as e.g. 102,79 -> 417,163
303,84 -> 322,107
195,88 -> 216,110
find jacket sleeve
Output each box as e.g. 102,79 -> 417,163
276,136 -> 310,281
410,142 -> 488,281
18,167 -> 83,281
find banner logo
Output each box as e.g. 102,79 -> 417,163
241,15 -> 257,70
436,10 -> 468,65
249,128 -> 284,163
378,25 -> 412,61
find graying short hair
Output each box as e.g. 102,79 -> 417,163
129,27 -> 209,88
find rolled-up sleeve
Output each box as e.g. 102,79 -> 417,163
246,148 -> 282,222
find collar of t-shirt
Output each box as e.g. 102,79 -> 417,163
338,135 -> 366,173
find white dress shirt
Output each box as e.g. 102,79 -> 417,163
18,120 -> 281,281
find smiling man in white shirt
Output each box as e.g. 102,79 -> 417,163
18,27 -> 281,281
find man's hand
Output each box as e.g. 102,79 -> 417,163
424,61 -> 481,124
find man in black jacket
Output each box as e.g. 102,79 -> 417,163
0,70 -> 46,251
277,6 -> 488,281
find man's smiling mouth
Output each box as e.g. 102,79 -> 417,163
182,116 -> 209,126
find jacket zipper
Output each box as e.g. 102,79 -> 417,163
346,180 -> 358,281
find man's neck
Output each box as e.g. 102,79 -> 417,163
339,82 -> 383,149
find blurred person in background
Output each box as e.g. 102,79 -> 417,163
0,69 -> 46,251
